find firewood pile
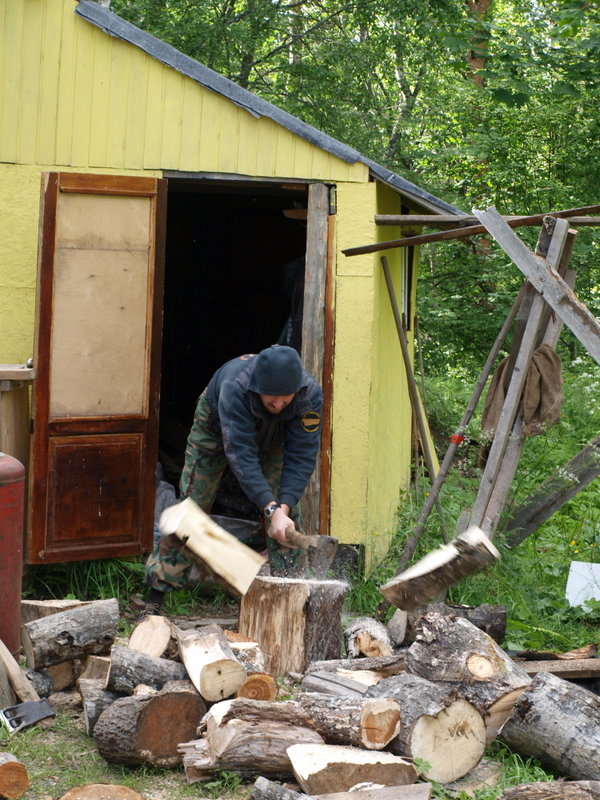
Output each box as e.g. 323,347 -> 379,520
1,596 -> 600,800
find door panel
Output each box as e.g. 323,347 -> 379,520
28,172 -> 166,564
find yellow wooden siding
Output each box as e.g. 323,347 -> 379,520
0,0 -> 367,183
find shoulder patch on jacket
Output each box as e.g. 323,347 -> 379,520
300,411 -> 321,433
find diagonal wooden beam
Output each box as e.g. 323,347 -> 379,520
472,207 -> 600,367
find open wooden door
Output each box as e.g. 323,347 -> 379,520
27,173 -> 166,564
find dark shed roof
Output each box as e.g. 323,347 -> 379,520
76,1 -> 464,216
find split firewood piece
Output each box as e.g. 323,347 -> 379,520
306,653 -> 406,676
0,658 -> 17,708
94,680 -> 205,767
239,576 -> 349,675
79,656 -> 111,683
380,527 -> 500,610
501,780 -> 600,799
0,752 -> 29,799
57,784 -> 145,800
366,674 -> 486,783
127,614 -> 172,658
386,610 -> 408,646
405,602 -> 507,645
159,497 -> 266,596
286,743 -> 418,795
405,613 -> 531,742
21,598 -> 120,669
250,776 -> 432,800
344,617 -> 394,658
174,624 -> 246,701
236,672 -> 278,700
499,672 -> 600,780
105,644 -> 187,694
301,670 -> 377,698
77,678 -> 122,736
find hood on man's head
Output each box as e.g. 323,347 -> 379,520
248,345 -> 303,395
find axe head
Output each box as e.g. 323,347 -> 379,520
306,535 -> 338,578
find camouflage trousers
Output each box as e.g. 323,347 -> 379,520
145,390 -> 306,592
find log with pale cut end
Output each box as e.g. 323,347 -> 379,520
104,644 -> 188,694
344,617 -> 394,658
159,497 -> 266,595
94,680 -> 205,767
0,753 -> 29,799
380,527 -> 500,610
127,614 -> 172,658
499,672 -> 600,780
239,575 -> 349,675
175,624 -> 246,701
21,598 -> 120,669
236,672 -> 278,700
77,678 -> 122,736
500,781 -> 600,799
286,743 -> 418,795
58,785 -> 145,800
366,673 -> 486,783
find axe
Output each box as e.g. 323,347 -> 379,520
283,525 -> 338,578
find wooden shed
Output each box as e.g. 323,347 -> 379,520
0,0 -> 460,569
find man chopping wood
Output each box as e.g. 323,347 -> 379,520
139,344 -> 323,616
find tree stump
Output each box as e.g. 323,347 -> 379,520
499,672 -> 600,780
0,753 -> 29,799
94,680 -> 205,767
21,598 -> 120,669
175,624 -> 246,701
104,644 -> 188,694
239,576 -> 349,675
286,743 -> 418,795
367,674 -> 486,783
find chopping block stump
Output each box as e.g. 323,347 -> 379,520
239,576 -> 349,676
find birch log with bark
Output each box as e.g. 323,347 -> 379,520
104,644 -> 188,694
174,624 -> 246,701
366,674 -> 486,783
21,598 -> 120,669
499,672 -> 600,780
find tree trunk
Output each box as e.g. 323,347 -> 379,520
287,743 -> 418,795
94,680 -> 205,767
105,644 -> 188,694
174,624 -> 246,701
499,672 -> 600,780
501,781 -> 600,800
366,674 -> 486,783
128,614 -> 172,658
344,617 -> 394,658
21,598 -> 120,669
239,576 -> 348,675
236,672 -> 278,701
380,528 -> 499,610
0,753 -> 29,799
78,678 -> 122,736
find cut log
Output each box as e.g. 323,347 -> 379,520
405,613 -> 530,742
159,497 -> 266,595
58,785 -> 145,800
79,656 -> 111,683
501,780 -> 600,799
0,752 -> 29,799
344,618 -> 394,658
286,743 -> 418,795
127,615 -> 172,658
301,670 -> 375,698
236,672 -> 278,701
366,674 -> 486,783
306,654 -> 406,676
21,598 -> 120,669
174,624 -> 246,701
21,599 -> 91,625
251,776 -> 432,800
24,669 -> 53,698
94,680 -> 205,767
239,576 -> 349,675
499,672 -> 600,780
77,678 -> 122,736
380,527 -> 500,610
405,603 -> 507,645
519,657 -> 600,680
105,644 -> 188,694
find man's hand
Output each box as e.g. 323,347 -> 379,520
267,504 -> 294,545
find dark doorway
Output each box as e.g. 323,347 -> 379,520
158,179 -> 309,492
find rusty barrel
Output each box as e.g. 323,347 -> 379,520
0,453 -> 25,656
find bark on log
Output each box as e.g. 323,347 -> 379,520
105,644 -> 188,694
306,654 -> 406,676
286,743 -> 418,795
499,672 -> 600,780
344,618 -> 394,658
127,615 -> 172,658
405,603 -> 507,645
175,624 -> 246,701
94,680 -> 205,767
251,776 -> 432,800
0,752 -> 29,799
0,659 -> 16,708
228,640 -> 266,674
239,576 -> 349,675
251,777 -> 311,800
57,785 -> 145,800
387,610 -> 408,646
20,599 -> 91,625
501,781 -> 600,799
78,678 -> 122,736
21,598 -> 120,669
366,674 -> 486,783
301,670 -> 373,698
236,672 -> 278,701
380,527 -> 500,610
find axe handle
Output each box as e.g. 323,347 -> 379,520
283,526 -> 319,550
